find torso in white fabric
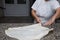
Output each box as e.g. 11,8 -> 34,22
31,0 -> 60,24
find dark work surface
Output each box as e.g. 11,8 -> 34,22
0,17 -> 34,23
0,17 -> 60,23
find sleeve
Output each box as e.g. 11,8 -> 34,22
52,1 -> 60,10
31,0 -> 38,11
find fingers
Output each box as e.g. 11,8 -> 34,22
36,19 -> 41,23
43,22 -> 52,26
37,21 -> 41,23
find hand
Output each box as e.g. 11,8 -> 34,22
43,18 -> 55,26
36,17 -> 41,23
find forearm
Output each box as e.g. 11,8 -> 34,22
52,8 -> 60,20
44,8 -> 60,26
31,9 -> 39,19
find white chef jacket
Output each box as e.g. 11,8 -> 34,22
31,0 -> 60,24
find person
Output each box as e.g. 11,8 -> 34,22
31,0 -> 60,26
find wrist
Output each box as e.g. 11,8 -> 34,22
51,17 -> 56,22
35,17 -> 39,20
